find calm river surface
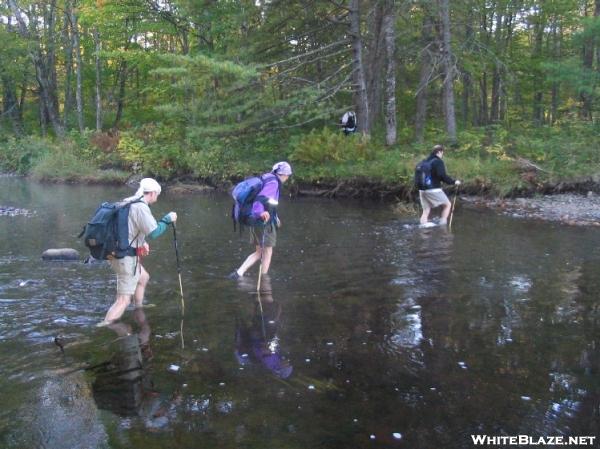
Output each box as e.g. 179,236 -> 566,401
0,176 -> 598,449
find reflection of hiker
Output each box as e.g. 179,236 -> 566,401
234,276 -> 293,378
229,162 -> 292,279
415,145 -> 460,227
92,308 -> 154,416
99,178 -> 177,326
340,111 -> 357,135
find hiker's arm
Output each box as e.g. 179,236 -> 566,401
251,179 -> 280,220
147,212 -> 176,240
435,160 -> 455,185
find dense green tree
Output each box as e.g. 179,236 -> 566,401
1,0 -> 598,169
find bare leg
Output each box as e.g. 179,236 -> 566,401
420,206 -> 431,224
133,266 -> 150,307
103,294 -> 133,324
237,246 -> 262,276
260,247 -> 274,274
439,202 -> 451,224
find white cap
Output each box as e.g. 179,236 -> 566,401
136,178 -> 162,196
272,161 -> 292,176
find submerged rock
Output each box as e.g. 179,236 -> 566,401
42,248 -> 80,261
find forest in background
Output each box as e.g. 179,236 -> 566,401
0,0 -> 599,196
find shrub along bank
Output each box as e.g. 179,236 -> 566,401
0,122 -> 598,199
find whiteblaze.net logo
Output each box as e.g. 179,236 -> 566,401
471,435 -> 596,446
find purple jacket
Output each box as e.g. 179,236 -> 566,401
251,173 -> 280,218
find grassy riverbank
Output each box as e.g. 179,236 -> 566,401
0,122 -> 598,197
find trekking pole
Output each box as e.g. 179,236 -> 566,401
171,223 -> 185,315
257,225 -> 267,293
448,185 -> 459,231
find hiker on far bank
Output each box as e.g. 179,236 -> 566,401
98,178 -> 177,326
415,145 -> 460,227
340,111 -> 357,135
229,162 -> 292,279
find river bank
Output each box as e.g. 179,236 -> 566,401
166,174 -> 600,227
4,171 -> 600,226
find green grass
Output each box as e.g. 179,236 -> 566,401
1,121 -> 598,196
30,146 -> 129,184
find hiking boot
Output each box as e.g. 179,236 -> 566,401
227,270 -> 241,280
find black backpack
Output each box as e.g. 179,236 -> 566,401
78,198 -> 142,260
414,159 -> 434,190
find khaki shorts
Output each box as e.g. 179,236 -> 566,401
248,224 -> 277,248
109,256 -> 140,295
419,189 -> 450,209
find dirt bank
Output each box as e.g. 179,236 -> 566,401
165,176 -> 600,226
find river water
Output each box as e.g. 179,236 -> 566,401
0,176 -> 598,449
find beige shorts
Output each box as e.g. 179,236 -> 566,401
109,256 -> 140,295
419,189 -> 450,209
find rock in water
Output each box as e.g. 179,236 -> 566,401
42,248 -> 80,261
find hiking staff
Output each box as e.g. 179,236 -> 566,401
257,224 -> 267,292
449,184 -> 459,230
172,222 -> 185,314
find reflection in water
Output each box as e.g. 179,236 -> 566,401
91,309 -> 166,423
234,275 -> 293,379
1,178 -> 600,448
388,226 -> 454,353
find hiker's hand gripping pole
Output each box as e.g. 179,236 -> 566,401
172,223 -> 185,314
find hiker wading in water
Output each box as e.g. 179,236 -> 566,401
417,145 -> 461,227
229,162 -> 292,279
98,178 -> 177,326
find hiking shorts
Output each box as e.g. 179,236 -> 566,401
109,256 -> 140,295
419,188 -> 450,209
249,224 -> 277,248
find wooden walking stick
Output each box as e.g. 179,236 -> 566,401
257,225 -> 266,293
449,185 -> 459,230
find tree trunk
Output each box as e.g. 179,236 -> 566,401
2,75 -> 24,135
70,5 -> 85,132
62,0 -> 74,129
8,0 -> 64,137
479,72 -> 488,125
550,21 -> 561,124
383,0 -> 396,146
532,7 -> 546,126
580,0 -> 599,120
490,10 -> 503,122
439,0 -> 457,143
113,60 -> 128,128
45,0 -> 60,121
461,12 -> 474,126
349,0 -> 370,135
93,28 -> 103,132
415,14 -> 434,143
366,1 -> 385,132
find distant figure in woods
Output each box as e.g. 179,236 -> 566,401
414,144 -> 461,227
99,178 -> 177,326
229,162 -> 292,279
340,111 -> 357,135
